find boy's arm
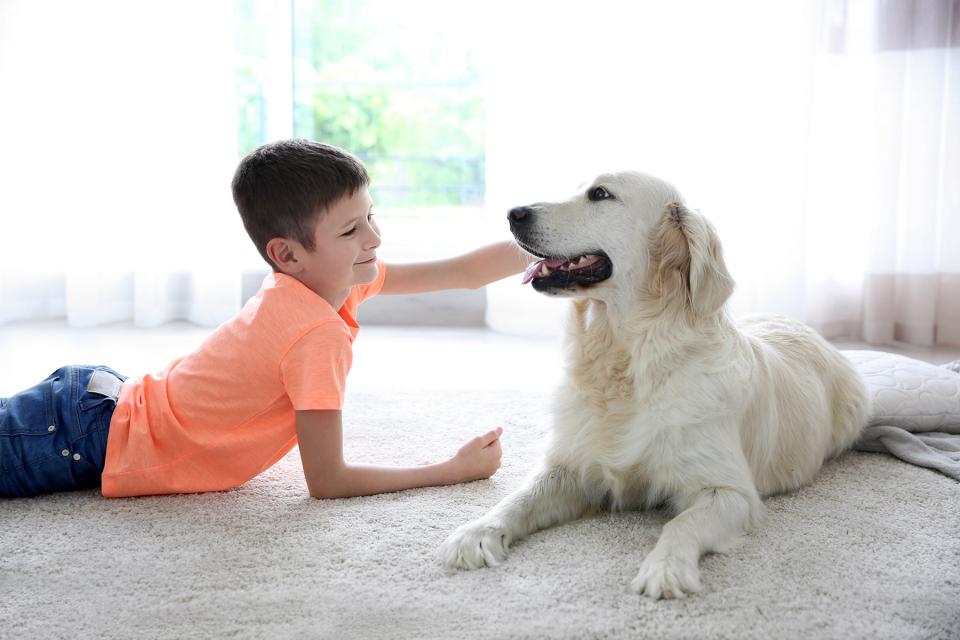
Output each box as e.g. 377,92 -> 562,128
296,409 -> 503,499
379,240 -> 533,296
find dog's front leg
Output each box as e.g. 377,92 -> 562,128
439,465 -> 589,570
631,485 -> 759,599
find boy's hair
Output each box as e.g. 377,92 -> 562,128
231,139 -> 370,269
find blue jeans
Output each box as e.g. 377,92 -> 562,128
0,365 -> 126,498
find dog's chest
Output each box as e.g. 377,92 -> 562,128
567,345 -> 637,410
553,324 -> 698,506
550,383 -> 674,507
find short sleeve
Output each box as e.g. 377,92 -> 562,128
279,322 -> 353,410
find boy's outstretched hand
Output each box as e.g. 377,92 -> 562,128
449,427 -> 503,482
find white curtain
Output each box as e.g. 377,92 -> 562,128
825,0 -> 960,346
0,0 -> 248,328
484,0 -> 960,347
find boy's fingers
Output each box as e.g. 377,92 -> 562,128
479,427 -> 503,447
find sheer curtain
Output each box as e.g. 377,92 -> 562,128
484,0 -> 959,347
0,0 -> 248,328
827,0 -> 960,346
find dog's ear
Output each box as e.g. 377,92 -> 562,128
647,202 -> 733,317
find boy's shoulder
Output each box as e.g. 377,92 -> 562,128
229,272 -> 346,340
260,272 -> 334,309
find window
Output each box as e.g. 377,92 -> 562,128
235,0 -> 485,214
234,1 -> 488,320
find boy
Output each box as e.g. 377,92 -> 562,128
0,139 -> 531,499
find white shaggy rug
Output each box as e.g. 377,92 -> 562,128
2,389 -> 959,640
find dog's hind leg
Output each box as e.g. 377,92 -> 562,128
438,465 -> 589,570
630,484 -> 760,599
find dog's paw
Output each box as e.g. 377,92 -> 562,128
438,519 -> 512,570
630,552 -> 702,600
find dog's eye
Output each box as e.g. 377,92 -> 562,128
588,186 -> 613,201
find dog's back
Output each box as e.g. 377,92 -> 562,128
736,314 -> 870,495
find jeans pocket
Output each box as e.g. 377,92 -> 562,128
71,448 -> 105,484
0,378 -> 56,436
79,394 -> 117,413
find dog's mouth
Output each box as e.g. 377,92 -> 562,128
521,252 -> 613,291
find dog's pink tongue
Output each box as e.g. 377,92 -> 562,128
521,258 -> 567,284
521,261 -> 543,284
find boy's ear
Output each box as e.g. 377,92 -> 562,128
265,237 -> 302,275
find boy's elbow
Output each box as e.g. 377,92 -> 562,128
306,481 -> 329,499
308,483 -> 345,500
306,469 -> 356,500
305,474 -> 342,499
306,474 -> 349,499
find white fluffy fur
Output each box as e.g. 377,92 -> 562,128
438,171 -> 871,599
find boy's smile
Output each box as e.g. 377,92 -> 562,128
270,187 -> 381,309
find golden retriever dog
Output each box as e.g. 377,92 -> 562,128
439,171 -> 870,599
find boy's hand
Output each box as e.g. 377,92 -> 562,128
449,427 -> 503,483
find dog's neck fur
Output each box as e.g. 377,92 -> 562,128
565,297 -> 734,411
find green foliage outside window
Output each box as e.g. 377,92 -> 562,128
236,0 -> 485,210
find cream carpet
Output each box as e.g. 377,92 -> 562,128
2,389 -> 959,640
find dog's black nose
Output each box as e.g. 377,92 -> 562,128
508,206 -> 533,226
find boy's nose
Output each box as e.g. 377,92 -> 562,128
365,226 -> 381,249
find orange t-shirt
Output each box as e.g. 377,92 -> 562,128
100,262 -> 387,498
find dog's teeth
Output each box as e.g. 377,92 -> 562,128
541,266 -> 552,276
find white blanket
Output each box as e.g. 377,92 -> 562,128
844,350 -> 960,481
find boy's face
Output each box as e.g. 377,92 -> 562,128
288,187 -> 381,303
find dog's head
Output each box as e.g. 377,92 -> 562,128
509,171 -> 733,318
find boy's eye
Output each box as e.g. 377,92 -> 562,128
341,213 -> 373,237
